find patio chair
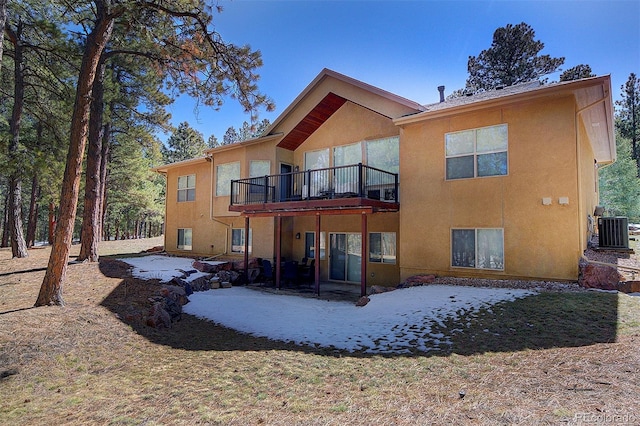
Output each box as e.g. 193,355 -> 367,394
261,259 -> 274,285
282,260 -> 299,287
299,259 -> 315,287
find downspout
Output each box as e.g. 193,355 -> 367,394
207,152 -> 230,258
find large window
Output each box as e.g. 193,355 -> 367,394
231,228 -> 252,253
366,137 -> 399,174
249,160 -> 270,194
445,124 -> 508,180
216,162 -> 240,196
305,231 -> 326,260
451,228 -> 504,270
177,228 -> 192,251
369,232 -> 396,264
177,174 -> 195,202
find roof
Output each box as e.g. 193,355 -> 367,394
151,156 -> 209,173
264,68 -> 426,151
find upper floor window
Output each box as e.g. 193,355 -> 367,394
216,162 -> 240,196
249,160 -> 271,194
177,174 -> 195,202
445,124 -> 508,180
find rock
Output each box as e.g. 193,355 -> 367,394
355,296 -> 370,307
210,279 -> 220,289
400,274 -> 437,288
369,285 -> 394,294
193,260 -> 221,273
578,260 -> 623,290
221,281 -> 232,288
146,302 -> 172,328
618,281 -> 640,293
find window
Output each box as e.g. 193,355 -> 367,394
366,137 -> 399,174
177,175 -> 195,202
216,162 -> 240,196
369,232 -> 396,264
451,228 -> 504,270
231,228 -> 252,253
305,232 -> 326,260
445,124 -> 508,180
177,228 -> 192,250
249,160 -> 270,194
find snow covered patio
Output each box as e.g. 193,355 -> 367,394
120,255 -> 536,354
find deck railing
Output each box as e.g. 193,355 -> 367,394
230,163 -> 398,206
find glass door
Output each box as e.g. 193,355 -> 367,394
329,233 -> 361,282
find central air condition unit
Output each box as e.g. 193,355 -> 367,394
598,217 -> 629,249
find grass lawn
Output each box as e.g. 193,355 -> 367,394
0,238 -> 639,425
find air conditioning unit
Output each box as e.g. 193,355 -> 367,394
598,217 -> 629,249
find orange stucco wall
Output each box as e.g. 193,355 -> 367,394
398,95 -> 591,281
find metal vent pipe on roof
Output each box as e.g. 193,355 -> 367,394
438,85 -> 445,103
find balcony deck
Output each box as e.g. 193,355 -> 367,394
230,163 -> 399,216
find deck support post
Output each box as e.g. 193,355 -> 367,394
315,214 -> 321,296
244,216 -> 250,283
275,215 -> 282,290
361,212 -> 367,297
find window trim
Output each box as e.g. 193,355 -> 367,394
451,228 -> 504,271
369,232 -> 397,264
177,228 -> 193,251
177,174 -> 196,202
445,124 -> 508,180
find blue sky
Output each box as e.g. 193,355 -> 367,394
162,0 -> 640,143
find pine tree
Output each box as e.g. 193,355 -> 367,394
466,22 -> 565,92
599,134 -> 640,221
617,73 -> 640,174
559,64 -> 595,82
162,122 -> 207,163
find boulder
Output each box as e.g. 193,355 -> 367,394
193,260 -> 222,273
369,285 -> 394,294
398,274 -> 436,288
618,281 -> 640,293
355,296 -> 370,307
578,260 -> 623,290
146,302 -> 172,328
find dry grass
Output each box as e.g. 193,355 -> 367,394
0,238 -> 639,425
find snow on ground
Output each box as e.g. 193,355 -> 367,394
122,255 -> 215,283
184,285 -> 536,354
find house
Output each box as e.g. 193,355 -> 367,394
153,69 -> 615,296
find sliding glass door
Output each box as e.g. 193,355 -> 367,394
329,233 -> 361,283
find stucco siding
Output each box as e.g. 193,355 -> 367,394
399,95 -> 582,281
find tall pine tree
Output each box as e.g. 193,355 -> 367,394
466,22 -> 565,92
162,121 -> 207,163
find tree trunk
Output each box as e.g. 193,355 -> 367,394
26,173 -> 39,248
98,121 -> 110,241
48,201 -> 56,245
77,60 -> 106,262
1,189 -> 8,247
7,21 -> 28,258
36,5 -> 117,306
0,0 -> 7,77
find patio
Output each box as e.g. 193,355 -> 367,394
245,281 -> 364,302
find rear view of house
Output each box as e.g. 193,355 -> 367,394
154,69 -> 615,295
